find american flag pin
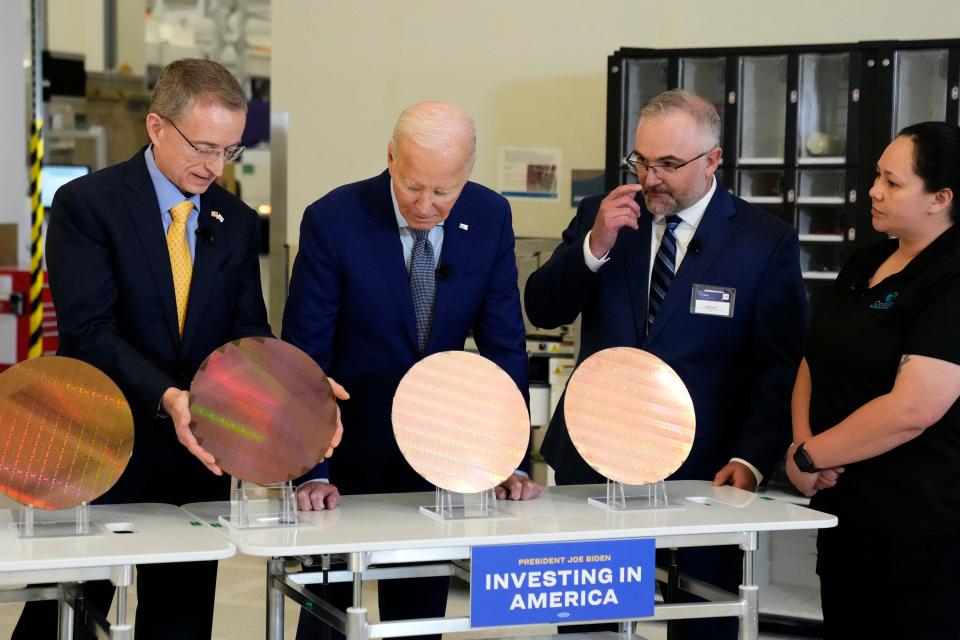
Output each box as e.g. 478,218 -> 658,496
211,211 -> 224,223
459,223 -> 469,231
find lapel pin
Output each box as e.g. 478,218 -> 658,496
459,222 -> 469,231
211,211 -> 224,223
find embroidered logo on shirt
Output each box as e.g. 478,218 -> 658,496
869,291 -> 899,310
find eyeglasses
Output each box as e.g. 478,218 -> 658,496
624,148 -> 714,177
161,115 -> 245,163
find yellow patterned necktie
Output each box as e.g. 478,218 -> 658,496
167,200 -> 194,335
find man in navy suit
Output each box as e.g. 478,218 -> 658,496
13,59 -> 273,640
282,101 -> 540,640
525,90 -> 806,638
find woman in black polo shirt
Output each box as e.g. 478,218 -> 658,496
786,121 -> 960,639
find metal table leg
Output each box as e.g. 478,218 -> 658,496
115,585 -> 127,627
57,584 -> 74,640
666,548 -> 679,640
353,570 -> 362,608
740,532 -> 759,640
345,552 -> 369,640
111,565 -> 134,640
268,557 -> 286,640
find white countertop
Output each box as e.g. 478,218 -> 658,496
0,503 -> 236,573
183,481 -> 836,557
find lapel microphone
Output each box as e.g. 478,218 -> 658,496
435,264 -> 454,281
197,225 -> 216,245
688,239 -> 703,255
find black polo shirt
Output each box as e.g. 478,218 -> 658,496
806,224 -> 960,534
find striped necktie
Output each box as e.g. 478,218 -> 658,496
647,215 -> 682,333
167,200 -> 194,335
409,228 -> 436,353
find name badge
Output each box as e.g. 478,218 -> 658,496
690,284 -> 735,318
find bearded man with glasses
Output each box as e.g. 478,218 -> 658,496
525,89 -> 806,639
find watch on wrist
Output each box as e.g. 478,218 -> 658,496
793,442 -> 820,474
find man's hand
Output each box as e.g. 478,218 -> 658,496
495,474 -> 542,501
322,377 -> 350,460
588,184 -> 645,259
162,387 -> 222,475
712,461 -> 758,492
297,482 -> 341,511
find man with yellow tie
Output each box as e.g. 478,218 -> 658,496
14,59 -> 272,640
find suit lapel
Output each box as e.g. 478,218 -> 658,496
428,206 -> 471,352
623,211 -> 653,342
365,173 -> 418,350
123,153 -> 181,346
645,188 -> 738,343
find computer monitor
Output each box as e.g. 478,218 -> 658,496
42,164 -> 90,208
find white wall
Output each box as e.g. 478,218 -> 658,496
117,0 -> 147,74
47,0 -> 105,70
272,1 -> 657,242
47,0 -> 146,74
273,0 -> 960,247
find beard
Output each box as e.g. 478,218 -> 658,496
642,187 -> 681,216
642,176 -> 710,216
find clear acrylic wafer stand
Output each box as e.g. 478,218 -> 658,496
420,486 -> 514,521
588,479 -> 684,512
219,480 -> 304,529
11,502 -> 97,538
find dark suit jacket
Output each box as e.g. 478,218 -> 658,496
45,147 -> 271,504
282,170 -> 529,494
525,186 -> 806,483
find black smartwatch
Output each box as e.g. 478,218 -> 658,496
793,442 -> 820,473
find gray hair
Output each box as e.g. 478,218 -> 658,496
639,89 -> 721,149
150,58 -> 247,119
392,101 -> 477,170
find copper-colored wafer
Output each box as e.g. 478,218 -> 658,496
565,347 -> 695,484
189,337 -> 337,484
392,351 -> 529,493
0,356 -> 133,509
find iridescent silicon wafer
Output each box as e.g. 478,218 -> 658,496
0,356 -> 133,509
190,337 -> 337,484
392,351 -> 529,493
565,347 -> 695,484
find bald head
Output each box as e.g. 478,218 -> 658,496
391,101 -> 477,172
387,102 -> 478,231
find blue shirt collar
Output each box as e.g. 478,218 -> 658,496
144,146 -> 201,215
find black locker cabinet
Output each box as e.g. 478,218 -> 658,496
607,39 -> 960,315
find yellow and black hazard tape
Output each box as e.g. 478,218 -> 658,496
28,117 -> 44,359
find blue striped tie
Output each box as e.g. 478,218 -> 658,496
648,215 -> 682,333
409,228 -> 435,353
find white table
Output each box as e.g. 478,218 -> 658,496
184,481 -> 836,640
0,503 -> 236,639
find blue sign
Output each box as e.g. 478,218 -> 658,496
470,538 -> 655,627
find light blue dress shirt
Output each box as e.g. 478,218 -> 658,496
390,178 -> 444,270
144,146 -> 201,260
